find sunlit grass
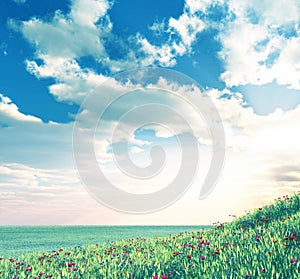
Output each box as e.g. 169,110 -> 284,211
0,193 -> 299,278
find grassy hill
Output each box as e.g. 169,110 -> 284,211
0,193 -> 299,279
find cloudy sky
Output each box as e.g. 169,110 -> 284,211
0,0 -> 299,225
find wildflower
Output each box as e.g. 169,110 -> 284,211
187,254 -> 192,259
201,256 -> 206,260
246,274 -> 250,278
259,269 -> 265,273
290,258 -> 296,263
161,275 -> 168,279
152,276 -> 158,279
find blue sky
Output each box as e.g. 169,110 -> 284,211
0,0 -> 300,225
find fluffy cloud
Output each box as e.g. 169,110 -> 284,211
14,0 -> 300,104
18,0 -> 112,103
168,12 -> 205,49
26,56 -> 107,103
0,93 -> 42,123
1,78 -> 300,223
138,0 -> 209,67
185,0 -> 224,14
219,0 -> 300,88
18,0 -> 212,102
22,0 -> 111,59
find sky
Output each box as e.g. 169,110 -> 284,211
0,0 -> 300,225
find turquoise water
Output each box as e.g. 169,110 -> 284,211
0,226 -> 208,257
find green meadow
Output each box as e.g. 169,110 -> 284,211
0,193 -> 299,278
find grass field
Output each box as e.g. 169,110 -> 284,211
0,193 -> 299,278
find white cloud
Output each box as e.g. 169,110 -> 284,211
26,55 -> 107,103
138,0 -> 209,67
218,0 -> 300,88
1,80 -> 300,224
248,0 -> 300,25
18,0 -> 112,103
22,0 -> 111,60
70,0 -> 111,28
169,12 -> 205,49
137,37 -> 177,67
272,36 -> 300,89
130,146 -> 144,154
185,0 -> 224,14
0,93 -> 42,123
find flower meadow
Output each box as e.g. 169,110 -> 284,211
0,194 -> 299,279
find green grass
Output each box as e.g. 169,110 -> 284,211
0,193 -> 299,279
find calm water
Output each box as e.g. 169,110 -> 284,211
0,226 -> 207,257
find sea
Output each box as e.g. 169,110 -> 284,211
0,225 -> 209,257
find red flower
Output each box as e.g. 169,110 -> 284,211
187,254 -> 192,259
260,269 -> 265,273
161,275 -> 168,279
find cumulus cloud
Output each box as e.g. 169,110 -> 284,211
17,0 -> 212,102
137,0 -> 210,67
26,56 -> 107,104
0,93 -> 42,123
168,11 -> 205,49
22,0 -> 111,59
17,0 -> 112,103
218,0 -> 300,88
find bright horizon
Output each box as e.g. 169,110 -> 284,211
0,0 -> 300,225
